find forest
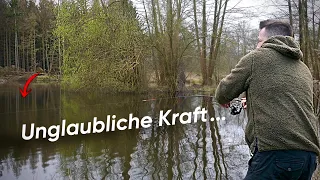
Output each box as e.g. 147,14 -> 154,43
0,0 -> 319,93
1,0 -> 320,179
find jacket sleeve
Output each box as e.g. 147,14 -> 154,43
215,53 -> 253,104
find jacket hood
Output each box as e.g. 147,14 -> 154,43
261,36 -> 303,60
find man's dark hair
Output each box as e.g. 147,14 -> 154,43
259,19 -> 293,37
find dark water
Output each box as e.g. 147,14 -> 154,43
0,84 -> 250,180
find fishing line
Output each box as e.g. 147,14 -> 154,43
0,101 -> 142,115
0,95 -> 247,116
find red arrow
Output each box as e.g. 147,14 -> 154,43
19,73 -> 40,98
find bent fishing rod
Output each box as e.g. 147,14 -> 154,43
142,95 -> 247,115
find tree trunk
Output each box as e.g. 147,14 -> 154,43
303,0 -> 309,67
288,0 -> 293,28
201,0 -> 207,85
22,33 -> 25,71
193,0 -> 206,86
211,0 -> 229,85
15,31 -> 18,70
207,0 -> 229,85
27,39 -> 29,72
206,0 -> 219,85
14,9 -> 19,71
299,0 -> 307,66
167,0 -> 175,90
46,38 -> 49,72
143,0 -> 159,83
4,30 -> 7,67
193,0 -> 200,54
1,34 -> 4,67
6,31 -> 8,67
33,30 -> 36,72
8,32 -> 11,67
156,0 -> 163,34
42,34 -> 45,70
317,19 -> 320,48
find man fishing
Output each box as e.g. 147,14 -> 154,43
215,19 -> 320,179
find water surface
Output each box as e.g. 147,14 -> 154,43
0,85 -> 250,180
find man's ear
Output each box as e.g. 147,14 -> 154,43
239,92 -> 246,98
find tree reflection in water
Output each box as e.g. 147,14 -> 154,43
0,85 -> 250,180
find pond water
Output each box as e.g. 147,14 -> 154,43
0,84 -> 250,180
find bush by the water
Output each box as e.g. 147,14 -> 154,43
55,1 -> 147,92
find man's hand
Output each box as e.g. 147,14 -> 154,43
241,98 -> 247,109
221,98 -> 246,109
221,102 -> 230,108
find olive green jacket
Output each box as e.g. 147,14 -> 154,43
215,36 -> 320,155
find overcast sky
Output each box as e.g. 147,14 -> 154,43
227,0 -> 282,28
132,0 -> 285,29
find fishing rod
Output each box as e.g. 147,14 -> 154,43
142,95 -> 215,102
142,95 -> 247,115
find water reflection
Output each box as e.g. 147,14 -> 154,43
0,85 -> 250,180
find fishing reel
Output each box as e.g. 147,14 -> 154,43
229,98 -> 246,115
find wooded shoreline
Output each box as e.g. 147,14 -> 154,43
1,0 -> 318,93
